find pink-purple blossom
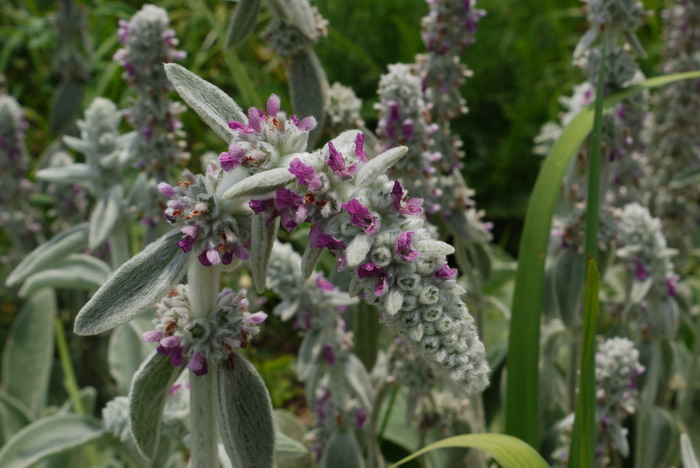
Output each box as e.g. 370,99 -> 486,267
341,199 -> 379,234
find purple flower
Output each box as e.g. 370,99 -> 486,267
177,225 -> 199,253
341,199 -> 378,234
358,262 -> 388,296
197,248 -> 220,266
141,330 -> 163,342
188,353 -> 209,376
310,224 -> 346,252
354,133 -> 367,162
396,231 -> 419,261
274,188 -> 308,231
355,407 -> 369,429
632,258 -> 649,281
249,198 -> 274,214
391,181 -> 423,215
666,274 -> 679,297
321,344 -> 336,366
228,120 -> 256,134
316,275 -> 335,291
157,182 -> 177,198
266,94 -> 281,115
296,116 -> 317,132
247,311 -> 268,325
327,142 -> 357,177
289,158 -> 323,190
219,144 -> 245,171
435,263 -> 458,280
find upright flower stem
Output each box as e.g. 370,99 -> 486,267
187,261 -> 221,468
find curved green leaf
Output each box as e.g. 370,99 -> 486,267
6,224 -> 89,288
320,429 -> 365,468
89,186 -> 123,250
2,289 -> 57,418
18,254 -> 111,298
288,47 -> 328,148
274,431 -> 308,459
226,0 -> 260,47
387,433 -> 549,468
0,414 -> 105,468
74,230 -> 189,335
35,163 -> 92,185
0,390 -> 33,443
108,322 -> 153,395
217,353 -> 275,468
129,352 -> 182,459
504,70 -> 700,446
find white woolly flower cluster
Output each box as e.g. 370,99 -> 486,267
114,4 -> 188,174
648,0 -> 700,253
141,285 -> 266,376
326,82 -> 364,131
552,337 -> 644,467
102,396 -> 132,442
418,0 -> 484,120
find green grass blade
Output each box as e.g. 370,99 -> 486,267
386,433 -> 549,468
568,259 -> 600,468
504,70 -> 700,447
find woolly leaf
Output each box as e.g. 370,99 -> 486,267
681,434 -> 699,468
223,167 -> 296,200
0,414 -> 104,468
301,244 -> 323,279
288,47 -> 327,148
89,186 -> 122,250
35,163 -> 92,185
343,354 -> 373,410
129,352 -> 182,459
0,390 -> 32,444
164,63 -> 247,142
74,230 -> 189,335
2,289 -> 57,418
217,353 -> 275,468
108,321 -> 153,395
250,215 -> 279,293
345,234 -> 372,268
319,429 -> 365,468
274,432 -> 308,459
6,223 -> 89,288
226,0 -> 261,47
296,330 -> 322,381
355,146 -> 408,188
18,254 -> 111,298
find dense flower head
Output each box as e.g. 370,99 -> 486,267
584,0 -> 645,34
142,285 -> 265,375
114,4 -> 188,174
250,131 -> 490,392
220,95 -> 316,173
159,159 -> 252,266
577,47 -> 638,89
418,0 -> 484,119
326,82 -> 364,131
102,396 -> 131,442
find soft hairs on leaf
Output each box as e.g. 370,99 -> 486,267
164,63 -> 247,142
128,352 -> 182,459
217,353 -> 275,468
74,230 -> 189,335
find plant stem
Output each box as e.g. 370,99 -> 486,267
187,261 -> 221,467
378,384 -> 399,441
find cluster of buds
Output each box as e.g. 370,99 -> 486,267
240,126 -> 489,393
417,0 -> 484,120
552,337 -> 644,467
326,82 -> 364,133
263,0 -> 328,57
142,285 -> 266,376
114,4 -> 188,174
648,0 -> 700,253
375,63 -> 441,213
158,159 -> 252,267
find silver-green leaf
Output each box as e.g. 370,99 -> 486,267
288,47 -> 328,148
319,429 -> 366,468
217,353 -> 275,468
129,352 -> 182,459
250,215 -> 279,293
226,0 -> 261,47
164,63 -> 247,142
74,230 -> 189,335
355,146 -> 408,188
108,321 -> 153,395
35,163 -> 93,185
89,186 -> 123,250
18,254 -> 111,299
223,167 -> 296,200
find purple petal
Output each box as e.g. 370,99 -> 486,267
435,263 -> 458,280
341,199 -> 378,234
232,244 -> 250,260
170,347 -> 185,366
188,353 -> 208,376
396,231 -> 419,261
297,116 -> 317,131
274,187 -> 303,210
266,94 -> 281,115
157,182 -> 177,198
310,224 -> 347,251
141,330 -> 163,343
228,121 -> 255,134
249,198 -> 275,214
161,335 -> 181,348
289,158 -> 322,190
354,133 -> 367,162
247,311 -> 268,324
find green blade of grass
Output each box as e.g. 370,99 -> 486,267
504,70 -> 700,447
568,259 -> 600,468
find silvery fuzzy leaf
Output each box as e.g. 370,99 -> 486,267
265,0 -> 318,41
385,289 -> 403,316
609,422 -> 629,458
636,407 -> 677,468
0,390 -> 32,444
325,293 -> 357,307
573,26 -> 599,58
89,186 -> 123,250
345,234 -> 372,268
250,216 -> 280,294
18,254 -> 111,299
274,431 -> 308,459
629,278 -> 653,305
0,414 -> 105,468
414,239 -> 455,256
289,47 -> 328,148
296,330 -> 322,380
223,167 -> 296,200
354,146 -> 408,188
74,230 -> 189,336
681,434 -> 700,468
2,289 -> 56,418
301,244 -> 323,280
274,299 -> 300,321
319,429 -> 366,468
343,354 -> 373,410
62,135 -> 88,154
129,352 -> 182,459
328,129 -> 361,149
226,0 -> 261,47
57,387 -> 97,416
108,321 -> 153,396
217,353 -> 275,468
6,224 -> 89,288
164,63 -> 247,143
36,163 -> 93,185
272,409 -> 311,467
